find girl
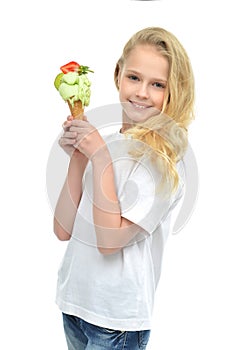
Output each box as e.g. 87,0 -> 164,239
54,27 -> 195,349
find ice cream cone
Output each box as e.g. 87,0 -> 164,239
68,100 -> 84,120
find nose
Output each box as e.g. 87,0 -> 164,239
136,83 -> 149,99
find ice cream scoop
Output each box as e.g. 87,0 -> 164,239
54,62 -> 93,120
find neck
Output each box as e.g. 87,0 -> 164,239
120,109 -> 135,133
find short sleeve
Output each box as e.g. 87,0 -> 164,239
119,158 -> 184,234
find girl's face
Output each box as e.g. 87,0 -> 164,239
118,44 -> 169,126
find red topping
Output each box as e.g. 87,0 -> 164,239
60,61 -> 80,74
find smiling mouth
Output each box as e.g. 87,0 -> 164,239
129,100 -> 151,109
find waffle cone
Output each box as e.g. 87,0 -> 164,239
68,100 -> 84,120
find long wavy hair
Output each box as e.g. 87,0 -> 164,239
114,27 -> 195,193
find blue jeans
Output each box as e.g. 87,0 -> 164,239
62,313 -> 151,350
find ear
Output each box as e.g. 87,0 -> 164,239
114,63 -> 121,90
117,68 -> 121,87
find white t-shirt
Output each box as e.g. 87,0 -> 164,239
56,131 -> 185,331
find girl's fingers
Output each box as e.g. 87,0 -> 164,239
62,115 -> 76,131
59,137 -> 76,146
63,122 -> 70,130
62,120 -> 74,132
69,126 -> 81,133
70,119 -> 88,127
69,123 -> 95,134
63,131 -> 77,139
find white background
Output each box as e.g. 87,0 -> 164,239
1,0 -> 245,349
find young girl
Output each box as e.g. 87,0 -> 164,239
54,27 -> 195,349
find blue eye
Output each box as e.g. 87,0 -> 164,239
128,75 -> 139,81
153,82 -> 165,89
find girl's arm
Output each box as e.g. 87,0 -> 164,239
54,150 -> 88,240
91,147 -> 141,255
53,117 -> 89,240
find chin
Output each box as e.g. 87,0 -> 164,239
122,101 -> 160,123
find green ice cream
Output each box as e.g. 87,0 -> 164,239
58,72 -> 91,107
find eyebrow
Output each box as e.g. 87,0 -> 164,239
125,69 -> 168,83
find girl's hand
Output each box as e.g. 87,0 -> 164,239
69,118 -> 105,159
59,116 -> 83,158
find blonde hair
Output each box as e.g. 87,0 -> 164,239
114,27 -> 195,193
